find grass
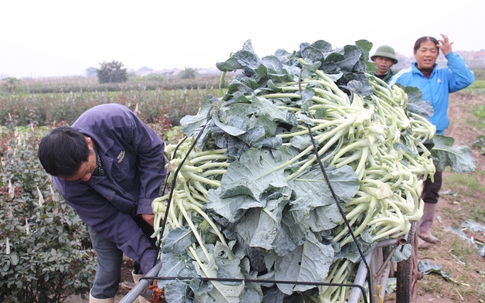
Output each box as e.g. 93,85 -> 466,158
464,68 -> 485,92
443,172 -> 485,196
466,79 -> 485,91
473,104 -> 485,131
441,168 -> 485,224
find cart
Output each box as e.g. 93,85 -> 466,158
120,125 -> 421,303
348,222 -> 419,303
119,221 -> 419,303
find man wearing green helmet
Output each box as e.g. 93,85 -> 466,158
371,45 -> 398,83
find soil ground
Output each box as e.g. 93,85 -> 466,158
70,91 -> 485,303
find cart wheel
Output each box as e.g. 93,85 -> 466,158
396,221 -> 418,303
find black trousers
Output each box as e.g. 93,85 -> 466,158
421,171 -> 443,204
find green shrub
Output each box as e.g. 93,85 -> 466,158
179,67 -> 198,79
97,61 -> 128,84
1,78 -> 20,93
0,127 -> 95,303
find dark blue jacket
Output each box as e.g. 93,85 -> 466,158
53,103 -> 166,273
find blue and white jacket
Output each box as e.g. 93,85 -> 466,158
389,52 -> 475,134
53,103 -> 166,274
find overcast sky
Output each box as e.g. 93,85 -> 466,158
1,0 -> 483,78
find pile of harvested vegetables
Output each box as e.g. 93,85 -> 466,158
151,39 -> 439,303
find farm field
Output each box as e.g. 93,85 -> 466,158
1,70 -> 485,303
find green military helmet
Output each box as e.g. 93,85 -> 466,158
371,45 -> 398,64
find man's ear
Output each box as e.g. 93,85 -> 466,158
84,136 -> 93,148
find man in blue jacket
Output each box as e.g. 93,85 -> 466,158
38,103 -> 167,302
390,34 -> 474,249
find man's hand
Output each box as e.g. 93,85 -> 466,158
438,33 -> 453,56
142,214 -> 155,227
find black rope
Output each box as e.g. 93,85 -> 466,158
159,136 -> 188,198
141,275 -> 367,299
153,125 -> 206,268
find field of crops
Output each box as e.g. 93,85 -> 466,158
0,74 -> 225,132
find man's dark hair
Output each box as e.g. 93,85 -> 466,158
413,36 -> 440,55
38,126 -> 90,177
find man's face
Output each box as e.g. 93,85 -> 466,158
414,40 -> 439,71
62,137 -> 97,182
373,56 -> 395,75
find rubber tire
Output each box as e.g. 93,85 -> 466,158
396,221 -> 418,303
